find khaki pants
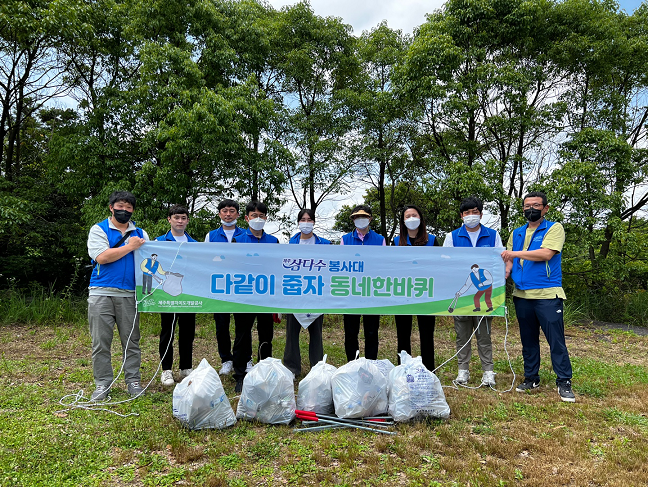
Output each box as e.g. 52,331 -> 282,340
88,295 -> 141,386
454,315 -> 493,371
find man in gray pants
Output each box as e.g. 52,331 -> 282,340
443,196 -> 504,386
87,191 -> 148,401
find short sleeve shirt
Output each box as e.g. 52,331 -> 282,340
506,222 -> 566,300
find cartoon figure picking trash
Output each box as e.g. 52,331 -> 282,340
140,254 -> 184,296
140,254 -> 166,295
448,264 -> 493,313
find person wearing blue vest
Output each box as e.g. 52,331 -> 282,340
233,200 -> 279,392
86,191 -> 148,401
283,208 -> 331,377
154,205 -> 197,387
443,196 -> 503,387
340,205 -> 386,361
140,253 -> 166,294
204,199 -> 248,377
393,205 -> 438,371
501,191 -> 575,402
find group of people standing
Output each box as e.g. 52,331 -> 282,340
86,190 -> 575,404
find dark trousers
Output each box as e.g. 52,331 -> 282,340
159,312 -> 196,370
213,313 -> 233,362
394,314 -> 436,371
142,274 -> 153,294
283,314 -> 324,376
233,313 -> 274,380
514,297 -> 573,384
343,314 -> 380,361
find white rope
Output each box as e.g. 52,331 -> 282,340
437,306 -> 516,393
57,242 -> 185,416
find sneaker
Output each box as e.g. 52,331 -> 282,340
516,379 -> 540,392
127,381 -> 145,398
234,379 -> 244,393
473,307 -> 481,312
160,370 -> 174,386
455,369 -> 470,384
557,380 -> 576,403
90,385 -> 110,401
245,359 -> 254,373
179,368 -> 193,378
219,360 -> 234,375
481,370 -> 496,386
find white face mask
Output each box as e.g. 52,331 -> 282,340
404,217 -> 420,230
222,219 -> 236,227
463,214 -> 481,228
354,218 -> 370,230
248,217 -> 266,231
299,222 -> 314,234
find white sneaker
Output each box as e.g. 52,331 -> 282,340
161,370 -> 174,386
179,368 -> 193,378
245,359 -> 254,373
456,369 -> 470,384
481,370 -> 496,386
219,360 -> 233,375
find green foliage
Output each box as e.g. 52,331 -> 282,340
0,0 -> 646,325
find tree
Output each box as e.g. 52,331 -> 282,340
347,22 -> 416,243
274,2 -> 359,213
396,0 -> 565,233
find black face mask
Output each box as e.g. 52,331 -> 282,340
524,208 -> 543,222
113,209 -> 132,224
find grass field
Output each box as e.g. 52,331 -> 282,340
1,312 -> 648,486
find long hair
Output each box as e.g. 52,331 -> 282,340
399,205 -> 429,246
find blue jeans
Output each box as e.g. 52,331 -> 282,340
514,296 -> 572,384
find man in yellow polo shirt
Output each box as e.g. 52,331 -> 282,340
501,191 -> 575,402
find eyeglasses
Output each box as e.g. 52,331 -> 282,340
523,204 -> 544,210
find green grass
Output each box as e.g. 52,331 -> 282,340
1,309 -> 648,485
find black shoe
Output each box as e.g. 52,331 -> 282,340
486,307 -> 493,312
557,380 -> 575,402
234,379 -> 243,393
473,307 -> 481,312
516,378 -> 540,392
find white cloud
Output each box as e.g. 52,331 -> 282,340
268,0 -> 446,35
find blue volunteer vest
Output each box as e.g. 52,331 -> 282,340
451,225 -> 498,247
289,233 -> 332,244
89,218 -> 145,291
237,229 -> 279,244
470,268 -> 491,290
510,220 -> 562,290
143,259 -> 160,274
155,231 -> 197,242
342,229 -> 384,246
393,234 -> 436,246
208,226 -> 245,242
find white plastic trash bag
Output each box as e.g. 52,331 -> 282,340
388,351 -> 450,422
163,272 -> 183,296
368,358 -> 395,379
296,355 -> 337,414
172,358 -> 236,430
236,358 -> 296,424
331,357 -> 388,419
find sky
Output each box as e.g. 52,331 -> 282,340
267,0 -> 645,37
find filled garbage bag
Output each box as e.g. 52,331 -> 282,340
296,355 -> 337,414
388,351 -> 450,422
172,358 -> 236,430
331,357 -> 388,419
236,358 -> 296,424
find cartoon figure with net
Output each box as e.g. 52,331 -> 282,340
448,264 -> 493,313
